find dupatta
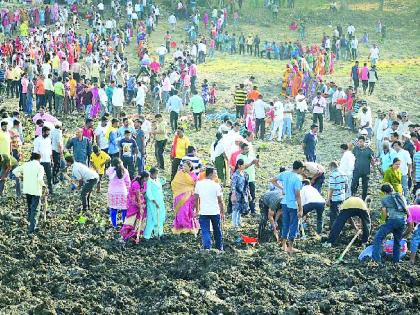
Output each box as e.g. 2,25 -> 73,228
171,171 -> 195,215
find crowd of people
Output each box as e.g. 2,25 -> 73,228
0,0 -> 419,265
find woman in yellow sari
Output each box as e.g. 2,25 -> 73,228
171,161 -> 199,234
281,65 -> 292,96
383,158 -> 403,193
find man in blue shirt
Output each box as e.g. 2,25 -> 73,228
134,119 -> 145,174
350,61 -> 360,92
271,160 -> 304,253
126,75 -> 136,105
66,129 -> 92,165
166,90 -> 183,132
302,124 -> 318,162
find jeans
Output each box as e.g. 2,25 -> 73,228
303,202 -> 325,234
232,205 -> 241,227
296,111 -> 306,131
235,105 -> 245,119
45,90 -> 54,112
199,214 -> 223,250
193,112 -> 202,131
255,118 -> 265,140
410,228 -> 420,253
26,94 -> 33,115
372,218 -> 406,263
81,178 -> 98,210
281,205 -> 298,241
282,117 -> 292,138
55,95 -> 64,114
329,200 -> 343,228
328,208 -> 371,244
346,111 -> 354,130
351,172 -> 370,201
170,111 -> 179,132
402,175 -> 409,197
137,155 -> 145,174
41,162 -> 53,194
122,156 -> 135,179
312,113 -> 323,132
36,94 -> 45,110
26,194 -> 41,234
155,139 -> 167,169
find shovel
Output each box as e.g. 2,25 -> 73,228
335,229 -> 362,264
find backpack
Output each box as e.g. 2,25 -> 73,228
391,193 -> 408,214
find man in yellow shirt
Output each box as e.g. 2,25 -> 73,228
0,121 -> 11,155
11,64 -> 22,99
90,145 -> 111,192
170,127 -> 190,181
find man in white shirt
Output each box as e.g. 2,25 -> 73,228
33,126 -> 53,194
168,14 -> 177,31
332,87 -> 345,125
13,152 -> 45,235
359,106 -> 373,138
98,82 -> 108,115
50,122 -> 63,184
270,97 -> 284,142
65,155 -> 99,211
392,141 -> 412,197
295,89 -> 308,131
139,114 -> 152,144
194,167 -> 224,250
338,143 -> 355,197
135,82 -> 146,115
95,116 -> 110,153
311,91 -> 326,133
373,111 -> 388,154
300,179 -> 326,235
156,44 -> 167,66
350,37 -> 359,60
253,95 -> 269,140
369,44 -> 379,66
112,84 -> 125,118
347,23 -> 355,38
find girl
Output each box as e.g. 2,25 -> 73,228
230,159 -> 250,229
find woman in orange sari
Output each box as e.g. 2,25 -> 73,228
171,161 -> 199,235
291,71 -> 303,97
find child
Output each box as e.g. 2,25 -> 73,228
201,79 -> 209,107
209,83 -> 217,105
266,102 -> 275,131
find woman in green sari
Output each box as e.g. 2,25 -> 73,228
383,158 -> 402,194
144,167 -> 166,239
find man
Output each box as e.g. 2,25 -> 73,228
65,155 -> 99,212
153,114 -> 167,170
369,44 -> 379,66
327,161 -> 347,227
324,196 -> 371,247
90,145 -> 110,193
311,92 -> 326,133
0,153 -> 20,197
373,111 -> 388,155
302,124 -> 318,162
351,136 -> 375,200
35,75 -> 46,110
119,130 -> 138,179
368,65 -> 379,95
383,120 -> 400,142
272,160 -> 304,253
270,97 -> 284,142
12,153 -> 45,236
135,81 -> 146,115
0,121 -> 11,155
234,84 -> 247,118
33,126 -> 53,195
194,167 -> 224,250
295,89 -> 308,131
402,133 -> 415,159
134,119 -> 145,174
112,84 -> 124,118
66,128 -> 92,165
181,146 -> 203,176
189,90 -> 205,131
32,107 -> 59,125
350,61 -> 360,91
108,118 -> 120,159
238,142 -> 259,215
44,74 -> 54,113
253,94 -> 268,140
95,116 -> 110,154
51,122 -> 63,184
258,190 -> 283,242
392,141 -> 412,197
53,77 -> 65,115
166,90 -> 183,133
170,127 -> 190,181
339,144 -> 355,197
350,37 -> 359,60
157,44 -> 167,66
379,141 -> 397,175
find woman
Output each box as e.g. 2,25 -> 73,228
230,159 -> 249,228
211,132 -> 227,186
372,183 -> 407,263
144,167 -> 166,239
383,158 -> 403,194
171,161 -> 199,235
120,171 -> 149,242
106,158 -> 131,228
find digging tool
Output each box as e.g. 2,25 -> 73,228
335,229 -> 362,264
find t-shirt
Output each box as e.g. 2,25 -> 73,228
341,197 -> 369,211
90,151 -> 110,175
395,149 -> 412,176
414,152 -> 420,182
303,132 -> 317,155
238,153 -> 255,182
328,169 -> 347,202
261,191 -> 283,211
0,130 -> 11,154
407,205 -> 420,224
381,194 -> 407,220
301,185 -> 325,206
119,138 -> 137,158
353,146 -> 374,175
174,136 -> 190,159
277,171 -> 302,209
195,179 -> 222,215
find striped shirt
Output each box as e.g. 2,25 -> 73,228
180,154 -> 203,175
234,89 -> 247,106
413,151 -> 420,182
328,169 -> 347,202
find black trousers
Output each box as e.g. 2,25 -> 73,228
52,150 -> 61,183
26,194 -> 41,234
170,111 -> 179,132
236,105 -> 244,118
312,113 -> 324,132
362,80 -> 368,93
351,172 -> 370,201
122,156 -> 135,179
81,178 -> 98,211
239,44 -> 245,55
155,139 -> 167,169
303,202 -> 325,234
328,208 -> 371,244
255,118 -> 265,140
193,112 -> 202,130
368,82 -> 375,95
41,162 -> 53,194
171,158 -> 181,181
248,181 -> 256,214
45,90 -> 54,112
11,80 -> 20,98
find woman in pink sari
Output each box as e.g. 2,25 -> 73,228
121,171 -> 149,242
89,83 -> 101,119
244,100 -> 255,132
171,161 -> 199,235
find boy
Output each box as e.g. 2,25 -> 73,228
90,145 -> 111,192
